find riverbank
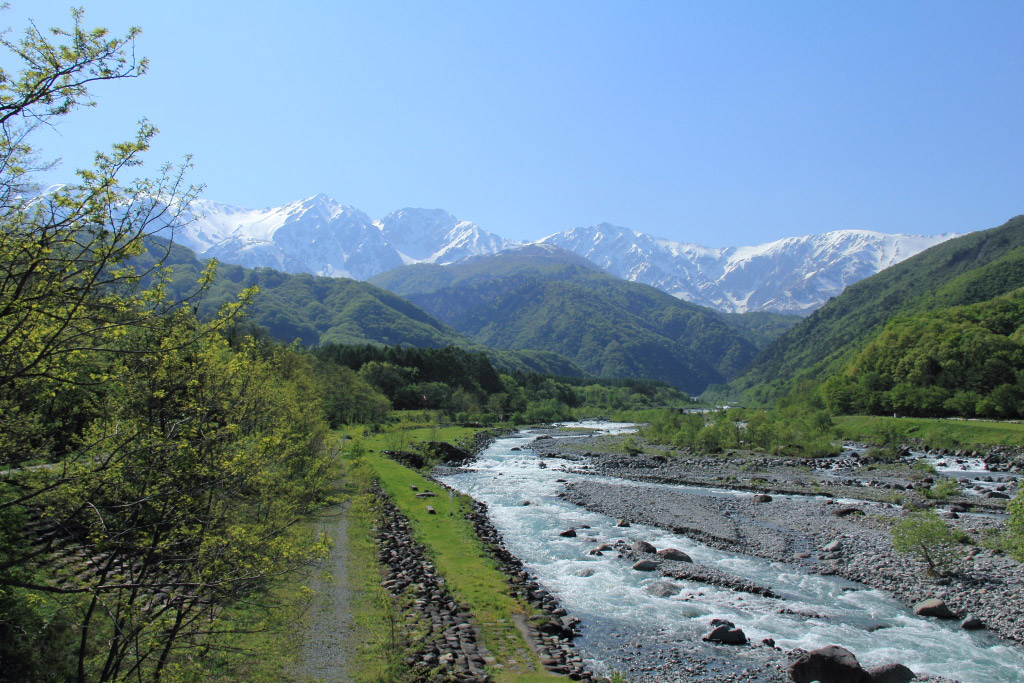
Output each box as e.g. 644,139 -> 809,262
526,430 -> 1023,648
439,424 -> 1009,683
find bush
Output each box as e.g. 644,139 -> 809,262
891,510 -> 965,576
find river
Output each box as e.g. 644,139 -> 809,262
437,422 -> 1024,682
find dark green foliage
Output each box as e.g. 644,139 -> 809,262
716,310 -> 804,350
732,216 -> 1024,401
373,250 -> 758,394
822,289 -> 1024,418
145,238 -> 465,348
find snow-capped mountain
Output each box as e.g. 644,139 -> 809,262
163,193 -> 958,315
537,224 -> 958,314
168,196 -> 515,280
377,208 -> 518,265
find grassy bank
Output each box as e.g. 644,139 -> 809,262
835,415 -> 1024,449
341,417 -> 559,681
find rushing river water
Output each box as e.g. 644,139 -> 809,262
437,422 -> 1024,682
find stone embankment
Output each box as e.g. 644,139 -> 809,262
464,498 -> 594,680
374,486 -> 493,681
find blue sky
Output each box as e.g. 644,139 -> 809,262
11,1 -> 1024,245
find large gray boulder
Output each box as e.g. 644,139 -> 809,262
657,547 -> 692,562
631,559 -> 660,571
788,645 -> 872,683
867,662 -> 916,683
913,598 -> 956,619
631,540 -> 656,553
702,620 -> 747,645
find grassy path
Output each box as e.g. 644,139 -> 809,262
289,501 -> 358,683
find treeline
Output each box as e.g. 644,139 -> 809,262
643,387 -> 839,458
0,16 -> 337,681
314,343 -> 692,425
821,290 -> 1024,418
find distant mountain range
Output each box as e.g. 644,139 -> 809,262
727,214 -> 1024,401
165,194 -> 958,315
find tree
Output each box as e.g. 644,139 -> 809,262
0,10 -> 334,680
891,510 -> 965,577
0,8 -> 201,473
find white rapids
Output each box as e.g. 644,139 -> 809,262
437,422 -> 1024,682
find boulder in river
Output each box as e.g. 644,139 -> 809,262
752,493 -> 773,503
643,580 -> 681,597
866,662 -> 916,683
656,547 -> 692,562
631,559 -> 660,571
573,568 -> 596,578
830,506 -> 864,517
788,645 -> 872,683
558,529 -> 577,538
960,614 -> 984,630
616,519 -> 631,527
702,620 -> 747,645
631,540 -> 656,554
913,598 -> 956,619
822,539 -> 842,552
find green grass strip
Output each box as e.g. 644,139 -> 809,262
835,415 -> 1024,449
347,422 -> 559,681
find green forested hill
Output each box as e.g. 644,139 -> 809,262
150,239 -> 464,347
822,288 -> 1024,418
374,250 -> 758,394
731,215 -> 1024,401
368,244 -> 600,295
145,239 -> 586,375
716,310 -> 804,350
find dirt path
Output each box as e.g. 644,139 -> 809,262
290,501 -> 358,683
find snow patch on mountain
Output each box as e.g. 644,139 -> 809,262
537,224 -> 958,314
162,193 -> 959,315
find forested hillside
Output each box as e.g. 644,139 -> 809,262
731,215 -> 1024,401
148,239 -> 464,347
373,249 -> 758,394
821,289 -> 1024,418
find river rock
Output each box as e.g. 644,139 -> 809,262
657,547 -> 692,562
961,614 -> 984,630
830,506 -> 864,517
631,559 -> 660,571
573,568 -> 596,577
788,645 -> 872,683
752,493 -> 773,502
702,623 -> 747,645
559,528 -> 577,537
913,598 -> 956,619
822,539 -> 842,552
866,662 -> 916,683
616,519 -> 631,527
644,580 -> 681,597
631,540 -> 656,553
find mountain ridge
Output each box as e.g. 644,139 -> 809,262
162,193 -> 960,315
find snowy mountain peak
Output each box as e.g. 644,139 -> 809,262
162,193 -> 960,315
538,225 -> 958,314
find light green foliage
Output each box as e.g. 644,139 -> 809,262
1008,491 -> 1024,562
643,398 -> 839,458
0,9 -> 339,680
925,478 -> 961,500
891,510 -> 966,576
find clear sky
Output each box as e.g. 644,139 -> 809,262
10,1 -> 1024,246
